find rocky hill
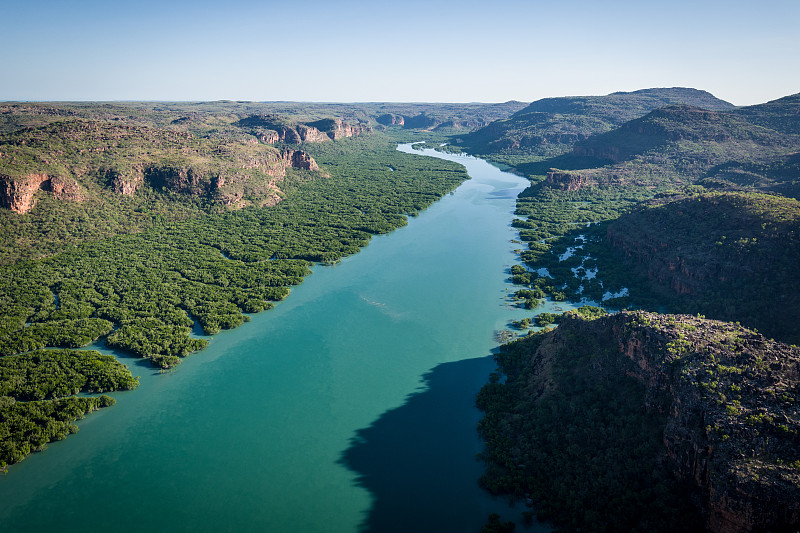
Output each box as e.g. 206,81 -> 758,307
373,101 -> 529,132
605,191 -> 800,344
478,310 -> 800,532
731,93 -> 800,135
460,88 -> 735,158
524,93 -> 800,197
235,114 -> 371,144
0,119 -> 323,214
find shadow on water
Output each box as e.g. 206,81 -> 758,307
339,355 -> 531,533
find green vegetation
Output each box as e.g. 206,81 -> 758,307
478,311 -> 800,532
477,315 -> 704,532
0,132 -> 468,369
494,90 -> 800,344
471,89 -> 800,530
0,349 -> 138,400
458,87 -> 735,163
1,394 -> 116,471
0,348 -> 137,470
1,101 -> 501,472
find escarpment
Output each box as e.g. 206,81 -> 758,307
237,115 -> 371,144
478,311 -> 800,532
0,173 -> 84,213
605,192 -> 800,343
0,120 -> 324,213
543,169 -> 593,191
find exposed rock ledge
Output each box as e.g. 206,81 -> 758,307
0,173 -> 83,213
1,149 -> 320,213
482,311 -> 800,532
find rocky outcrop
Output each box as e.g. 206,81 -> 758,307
240,115 -> 371,144
377,113 -> 404,126
306,118 -> 371,140
0,173 -> 50,213
606,312 -> 800,533
255,130 -> 280,144
402,113 -> 439,130
295,124 -> 330,143
0,173 -> 83,213
0,119 -> 327,215
433,119 -> 489,130
543,169 -> 592,191
48,176 -> 82,202
107,165 -> 145,196
483,311 -> 800,532
281,148 -> 319,171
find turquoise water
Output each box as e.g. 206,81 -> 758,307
0,145 -> 553,532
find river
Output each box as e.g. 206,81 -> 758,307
0,144 -> 555,532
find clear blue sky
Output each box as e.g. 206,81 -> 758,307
2,0 -> 798,106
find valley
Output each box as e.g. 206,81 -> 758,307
1,90 -> 798,532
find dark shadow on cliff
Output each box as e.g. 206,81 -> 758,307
339,355 -> 546,533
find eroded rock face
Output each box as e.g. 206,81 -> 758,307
604,312 -> 800,533
0,119 -> 327,214
107,165 -> 145,196
544,169 -> 591,191
240,115 -> 371,144
0,173 -> 50,213
377,113 -> 404,126
48,176 -> 83,202
281,148 -> 319,171
306,118 -> 372,140
487,311 -> 800,532
0,173 -> 83,213
295,124 -> 330,143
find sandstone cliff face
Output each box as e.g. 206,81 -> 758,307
604,192 -> 800,343
544,169 -> 593,191
306,118 -> 371,140
486,311 -> 800,532
599,312 -> 799,532
108,165 -> 145,196
0,118 -> 323,213
0,173 -> 50,213
239,115 -> 371,144
281,148 -> 318,171
136,148 -> 321,207
295,124 -> 330,143
376,113 -> 404,126
0,173 -> 83,213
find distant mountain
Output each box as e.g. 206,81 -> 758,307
539,94 -> 800,192
374,101 -> 529,132
459,87 -> 735,157
731,92 -> 800,135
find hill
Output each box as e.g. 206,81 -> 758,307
0,119 -> 326,264
478,310 -> 800,532
458,88 -> 735,160
605,191 -> 800,343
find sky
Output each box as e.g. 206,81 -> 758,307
2,0 -> 798,106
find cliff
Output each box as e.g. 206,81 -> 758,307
0,120 -> 323,213
605,191 -> 800,343
237,114 -> 371,144
542,169 -> 593,191
478,311 -> 800,532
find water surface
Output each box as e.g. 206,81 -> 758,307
0,144 -> 553,532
